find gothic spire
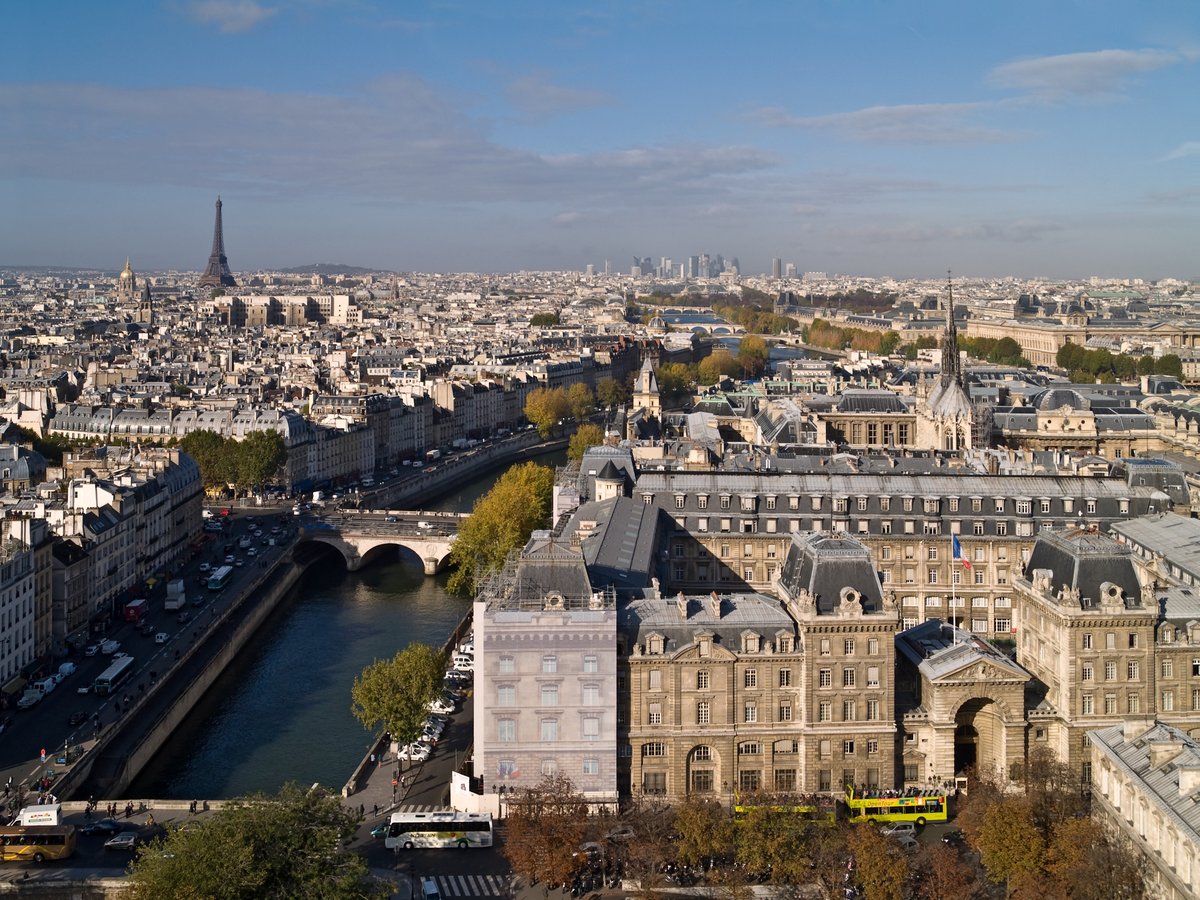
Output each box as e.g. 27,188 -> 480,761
941,269 -> 961,387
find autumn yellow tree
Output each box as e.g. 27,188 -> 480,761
524,386 -> 570,438
446,462 -> 554,596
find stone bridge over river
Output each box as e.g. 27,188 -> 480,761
296,510 -> 463,575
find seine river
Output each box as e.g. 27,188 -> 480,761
129,449 -> 566,799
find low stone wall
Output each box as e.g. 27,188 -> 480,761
102,562 -> 307,796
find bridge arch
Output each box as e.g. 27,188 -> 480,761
296,530 -> 456,576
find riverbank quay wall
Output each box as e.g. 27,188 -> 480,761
63,554 -> 308,800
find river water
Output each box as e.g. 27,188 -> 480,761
129,449 -> 566,799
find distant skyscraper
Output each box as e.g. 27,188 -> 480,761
785,263 -> 796,278
772,257 -> 782,279
199,196 -> 236,288
585,264 -> 595,277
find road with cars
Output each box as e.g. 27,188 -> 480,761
0,509 -> 300,803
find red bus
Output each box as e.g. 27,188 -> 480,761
123,598 -> 148,622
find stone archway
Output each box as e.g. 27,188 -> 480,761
954,697 -> 1008,778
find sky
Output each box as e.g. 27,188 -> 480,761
2,0 -> 1198,279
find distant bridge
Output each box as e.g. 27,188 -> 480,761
296,510 -> 464,575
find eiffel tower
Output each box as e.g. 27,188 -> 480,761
199,196 -> 236,288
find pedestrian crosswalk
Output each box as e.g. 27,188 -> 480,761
421,873 -> 509,898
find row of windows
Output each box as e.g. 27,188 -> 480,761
1081,662 -> 1143,682
496,654 -> 600,674
496,684 -> 604,706
646,668 -> 795,691
642,699 -> 885,726
1079,633 -> 1144,651
817,667 -> 883,689
667,493 -> 1110,516
497,758 -> 602,778
1080,689 -> 1200,715
495,716 -> 602,741
680,516 -> 1062,537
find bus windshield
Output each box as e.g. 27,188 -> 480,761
0,825 -> 76,863
385,811 -> 493,850
843,786 -> 948,824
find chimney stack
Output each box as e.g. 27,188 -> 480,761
708,591 -> 722,618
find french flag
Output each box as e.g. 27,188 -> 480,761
952,535 -> 971,569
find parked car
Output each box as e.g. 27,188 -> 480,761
397,742 -> 432,763
427,697 -> 454,715
882,822 -> 916,837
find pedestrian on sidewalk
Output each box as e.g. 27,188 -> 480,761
373,803 -> 378,818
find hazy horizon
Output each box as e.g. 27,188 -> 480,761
4,1 -> 1198,280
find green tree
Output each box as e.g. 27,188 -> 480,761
446,462 -> 554,596
697,349 -> 740,385
524,387 -> 570,439
596,377 -> 630,409
846,824 -> 910,900
655,363 -> 694,408
737,335 -> 770,377
1156,353 -> 1183,377
180,429 -> 233,489
351,642 -> 445,760
566,382 -> 596,421
1136,356 -> 1156,375
568,423 -> 605,462
672,797 -> 733,869
530,311 -> 560,327
975,795 -> 1045,895
234,429 -> 288,491
125,783 -> 384,900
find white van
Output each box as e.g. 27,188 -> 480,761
100,639 -> 121,656
451,654 -> 474,672
57,662 -> 77,678
34,677 -> 56,695
14,804 -> 61,826
421,878 -> 442,900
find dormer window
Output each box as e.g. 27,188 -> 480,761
741,631 -> 762,653
647,633 -> 665,655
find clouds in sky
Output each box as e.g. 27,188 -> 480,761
183,0 -> 277,33
988,48 -> 1185,99
745,101 -> 1012,145
505,71 -> 614,121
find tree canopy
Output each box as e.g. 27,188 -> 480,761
1057,342 -> 1181,382
446,461 -> 554,596
524,387 -> 571,439
568,423 -> 605,462
502,774 -> 591,889
595,377 -> 630,409
181,429 -> 287,493
566,383 -> 595,421
530,312 -> 560,327
125,783 -> 384,900
351,642 -> 445,753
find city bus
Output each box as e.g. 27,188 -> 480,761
842,786 -> 948,825
384,810 -> 493,850
207,565 -> 234,591
92,655 -> 135,696
0,825 -> 77,863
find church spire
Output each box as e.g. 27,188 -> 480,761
941,269 -> 961,388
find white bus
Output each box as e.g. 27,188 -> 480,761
207,565 -> 234,591
384,810 -> 493,850
93,655 -> 135,696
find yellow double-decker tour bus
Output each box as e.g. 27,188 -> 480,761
0,825 -> 77,863
842,786 -> 948,826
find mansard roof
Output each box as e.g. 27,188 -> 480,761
777,531 -> 884,615
1023,527 -> 1142,609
